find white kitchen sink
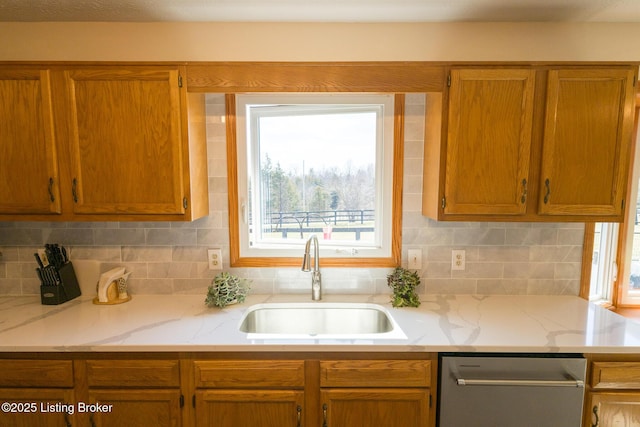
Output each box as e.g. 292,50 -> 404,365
238,302 -> 406,339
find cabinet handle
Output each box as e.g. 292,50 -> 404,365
48,177 -> 55,202
90,413 -> 96,427
296,405 -> 302,427
322,403 -> 328,427
72,178 -> 78,203
543,178 -> 551,204
520,179 -> 527,204
591,405 -> 599,427
64,411 -> 71,427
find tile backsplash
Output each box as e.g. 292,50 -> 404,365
0,94 -> 584,297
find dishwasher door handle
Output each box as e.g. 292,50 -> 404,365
456,378 -> 585,388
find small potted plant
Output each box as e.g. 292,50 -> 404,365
205,272 -> 251,308
387,267 -> 421,308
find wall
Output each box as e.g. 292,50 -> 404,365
0,94 -> 584,297
1,22 -> 640,61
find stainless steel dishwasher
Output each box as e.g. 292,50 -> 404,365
438,353 -> 587,427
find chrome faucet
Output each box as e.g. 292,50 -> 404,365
301,235 -> 322,301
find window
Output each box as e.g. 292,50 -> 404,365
589,222 -> 618,304
227,93 -> 403,267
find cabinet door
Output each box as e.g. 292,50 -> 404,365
321,389 -> 429,427
64,67 -> 187,215
88,389 -> 182,427
0,68 -> 61,214
0,388 -> 74,427
444,68 -> 535,215
587,392 -> 640,427
195,390 -> 304,427
540,68 -> 636,217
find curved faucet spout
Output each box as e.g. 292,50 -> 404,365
301,235 -> 322,301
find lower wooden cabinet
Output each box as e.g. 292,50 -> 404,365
193,359 -> 306,427
83,359 -> 183,427
588,392 -> 640,427
192,357 -> 435,427
0,353 -> 436,427
319,359 -> 432,427
585,356 -> 640,427
0,388 -> 75,427
0,359 -> 75,427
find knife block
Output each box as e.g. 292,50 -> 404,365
40,262 -> 82,305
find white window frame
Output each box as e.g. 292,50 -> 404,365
235,93 -> 395,259
590,222 -> 618,304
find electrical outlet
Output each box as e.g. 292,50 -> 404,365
451,249 -> 465,271
207,249 -> 223,270
407,249 -> 422,270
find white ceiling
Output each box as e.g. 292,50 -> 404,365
1,0 -> 639,23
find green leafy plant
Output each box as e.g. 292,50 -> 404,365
205,272 -> 251,308
387,267 -> 421,308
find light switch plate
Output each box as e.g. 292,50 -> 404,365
407,249 -> 422,270
207,249 -> 223,270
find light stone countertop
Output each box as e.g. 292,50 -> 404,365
0,293 -> 639,353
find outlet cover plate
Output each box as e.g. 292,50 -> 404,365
208,249 -> 223,270
451,249 -> 465,271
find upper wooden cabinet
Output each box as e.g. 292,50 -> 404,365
539,68 -> 636,217
0,64 -> 208,221
441,68 -> 535,216
65,68 -> 188,216
0,68 -> 61,215
424,65 -> 638,222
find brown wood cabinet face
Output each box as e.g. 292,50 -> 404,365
64,67 -> 187,215
194,360 -> 305,388
88,389 -> 182,427
0,388 -> 75,427
195,390 -> 304,427
320,359 -> 431,387
86,359 -> 181,388
0,359 -> 74,388
443,68 -> 535,216
0,68 -> 61,215
591,361 -> 640,389
539,68 -> 636,217
321,389 -> 430,427
587,392 -> 640,427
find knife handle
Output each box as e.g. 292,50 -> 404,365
36,268 -> 44,286
34,253 -> 45,269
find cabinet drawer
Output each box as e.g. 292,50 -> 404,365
86,360 -> 180,388
320,360 -> 431,387
591,362 -> 640,389
194,360 -> 305,388
0,360 -> 73,387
